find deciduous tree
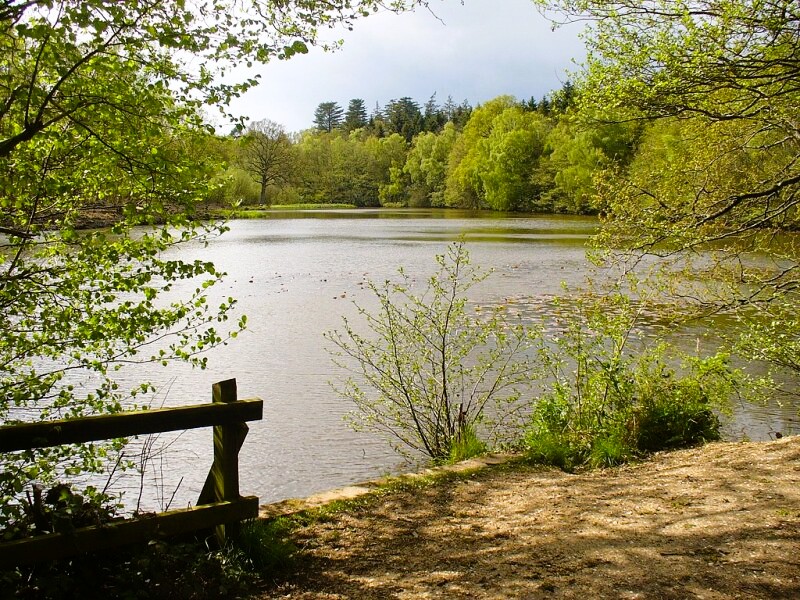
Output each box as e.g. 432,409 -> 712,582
239,119 -> 295,205
404,122 -> 459,206
537,0 -> 800,378
445,96 -> 548,210
326,244 -> 535,461
0,0 -> 432,536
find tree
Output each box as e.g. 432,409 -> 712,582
239,119 -> 294,205
444,96 -> 547,210
550,81 -> 575,114
403,122 -> 459,206
343,98 -> 369,132
313,101 -> 344,132
444,96 -> 515,208
442,95 -> 458,123
367,101 -> 388,137
522,97 -> 538,112
293,129 -> 391,206
0,0 -> 430,536
384,97 -> 423,142
452,99 -> 473,129
423,93 -> 446,133
293,131 -> 338,202
537,0 -> 800,377
540,114 -> 640,213
479,107 -> 551,211
326,244 -> 535,461
536,96 -> 551,116
373,133 -> 411,205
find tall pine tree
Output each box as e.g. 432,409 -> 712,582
343,98 -> 368,132
313,101 -> 344,132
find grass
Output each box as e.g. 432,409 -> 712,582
268,203 -> 357,210
283,460 -> 508,529
446,426 -> 488,464
226,517 -> 298,574
211,203 -> 357,219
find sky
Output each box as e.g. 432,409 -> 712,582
228,0 -> 586,133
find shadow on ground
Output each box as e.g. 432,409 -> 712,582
260,437 -> 800,599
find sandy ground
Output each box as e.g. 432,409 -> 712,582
259,436 -> 800,599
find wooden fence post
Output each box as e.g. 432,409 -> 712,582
209,379 -> 249,545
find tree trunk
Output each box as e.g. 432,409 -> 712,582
259,179 -> 267,205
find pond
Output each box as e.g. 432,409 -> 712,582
112,209 -> 798,509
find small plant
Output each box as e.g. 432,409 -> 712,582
524,430 -> 580,472
226,518 -> 297,575
588,431 -> 633,468
447,425 -> 488,464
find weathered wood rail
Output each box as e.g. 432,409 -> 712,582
0,378 -> 263,568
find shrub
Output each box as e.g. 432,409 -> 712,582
524,292 -> 740,470
327,243 -> 537,461
633,354 -> 725,452
1,518 -> 294,598
208,167 -> 261,206
2,537 -> 257,599
270,186 -> 303,206
1,483 -> 121,541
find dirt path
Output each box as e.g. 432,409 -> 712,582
260,437 -> 800,599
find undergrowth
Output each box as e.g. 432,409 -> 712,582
522,293 -> 745,472
446,425 -> 488,464
0,518 -> 297,600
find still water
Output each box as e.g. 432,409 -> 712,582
113,209 -> 797,509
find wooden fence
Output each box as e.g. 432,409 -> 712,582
0,378 -> 263,568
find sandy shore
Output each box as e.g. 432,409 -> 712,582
257,436 -> 800,599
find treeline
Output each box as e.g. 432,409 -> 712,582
210,83 -> 640,214
312,90 -> 572,140
312,95 -> 473,139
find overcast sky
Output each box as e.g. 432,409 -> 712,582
228,0 -> 585,133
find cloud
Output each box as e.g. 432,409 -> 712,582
229,0 -> 585,133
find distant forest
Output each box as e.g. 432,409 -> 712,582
207,83 -> 639,214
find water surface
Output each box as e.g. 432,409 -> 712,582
112,209 -> 796,509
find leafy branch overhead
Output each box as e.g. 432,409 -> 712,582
532,0 -> 800,383
0,0 -> 431,537
1,0 -> 433,156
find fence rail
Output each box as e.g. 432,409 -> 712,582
0,378 -> 263,568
